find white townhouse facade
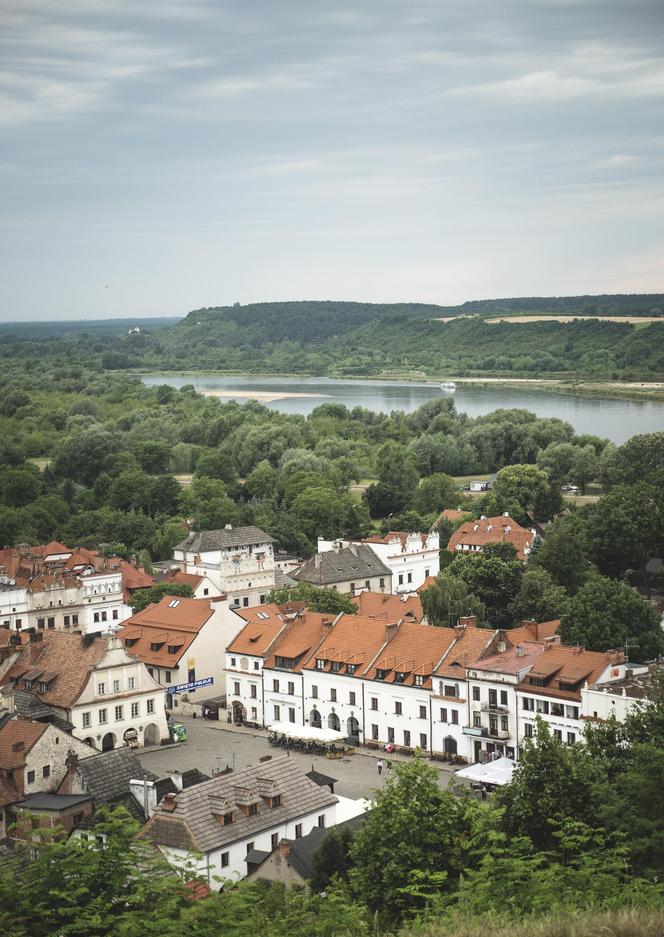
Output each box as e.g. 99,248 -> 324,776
140,756 -> 339,886
226,606 -> 290,726
318,531 -> 439,594
581,664 -> 654,724
517,646 -> 634,750
173,526 -> 277,608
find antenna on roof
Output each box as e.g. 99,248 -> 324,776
623,639 -> 639,661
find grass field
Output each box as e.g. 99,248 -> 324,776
486,315 -> 662,325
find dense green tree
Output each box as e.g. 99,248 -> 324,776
195,448 -> 239,486
420,571 -> 486,627
412,472 -> 458,515
491,463 -> 563,522
290,487 -> 362,541
134,439 -> 171,474
559,575 -> 663,660
446,548 -> 523,628
54,425 -> 120,485
310,825 -> 356,893
610,431 -> 664,485
530,514 -> 589,593
266,582 -> 357,614
570,444 -> 599,493
536,442 -> 577,488
0,465 -> 43,507
509,567 -> 567,623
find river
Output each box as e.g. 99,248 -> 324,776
141,374 -> 664,444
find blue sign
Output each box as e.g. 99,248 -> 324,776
166,677 -> 214,695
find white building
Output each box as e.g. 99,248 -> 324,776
226,605 -> 291,726
0,630 -> 168,751
293,543 -> 391,595
318,531 -> 439,594
172,526 -> 277,608
118,595 -> 246,712
581,665 -> 654,724
139,755 -> 340,887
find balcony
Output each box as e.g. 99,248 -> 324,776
481,701 -> 508,714
486,727 -> 510,740
463,725 -> 487,737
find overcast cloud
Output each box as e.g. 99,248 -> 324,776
1,0 -> 663,320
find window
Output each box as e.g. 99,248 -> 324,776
43,764 -> 51,779
274,704 -> 281,721
113,680 -> 120,693
566,705 -> 579,720
94,613 -> 100,623
451,710 -> 459,725
99,709 -> 107,725
131,702 -> 139,718
248,803 -> 258,816
379,578 -> 385,588
243,597 -> 249,607
253,661 -> 259,670
147,699 -> 155,714
424,569 -> 429,578
387,726 -> 394,743
419,734 -> 427,749
295,823 -> 302,839
398,574 -> 403,585
500,690 -> 508,706
82,712 -> 91,728
98,682 -> 106,695
567,732 -> 576,745
524,723 -> 533,738
414,674 -> 425,687
233,681 -> 241,695
271,832 -> 279,850
440,707 -> 448,722
407,572 -> 412,583
64,616 -> 70,627
204,588 -> 209,596
231,657 -> 237,668
370,697 -> 378,711
250,685 -> 257,699
419,705 -> 427,719
489,688 -> 497,706
349,691 -> 356,706
112,610 -> 119,620
330,689 -> 337,702
444,684 -> 457,698
317,815 -> 326,829
536,700 -> 549,715
223,812 -> 233,825
311,685 -> 318,699
371,724 -> 379,740
403,730 -> 411,747
221,852 -> 229,868
246,842 -> 254,855
288,681 -> 295,695
72,614 -> 78,625
473,713 -> 481,728
115,705 -> 124,721
472,686 -> 480,701
165,671 -> 171,684
27,770 -> 35,784
37,618 -> 45,629
251,707 -> 257,720
288,707 -> 295,723
553,729 -> 563,741
349,582 -> 355,593
501,715 -> 508,731
365,580 -> 370,589
273,679 -> 280,692
331,661 -> 341,673
394,701 -> 402,715
522,697 -> 534,711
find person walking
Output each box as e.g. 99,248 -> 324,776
377,759 -> 384,775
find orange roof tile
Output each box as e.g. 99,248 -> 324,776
227,605 -> 287,657
0,719 -> 47,769
164,571 -> 204,590
1,632 -> 108,709
472,640 -> 546,676
518,644 -> 617,701
302,614 -> 390,674
508,620 -> 560,644
117,596 -> 215,667
351,591 -> 424,621
363,621 -> 457,687
264,611 -> 330,670
435,626 -> 499,678
417,576 -> 437,593
447,515 -> 535,561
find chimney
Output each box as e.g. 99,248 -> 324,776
28,631 -> 43,644
170,771 -> 184,791
458,615 -> 477,629
607,649 -> 626,665
278,840 -> 291,858
515,645 -> 525,657
66,750 -> 79,771
12,740 -> 25,752
333,541 -> 341,554
522,620 -> 539,639
384,621 -> 399,643
162,793 -> 177,812
314,554 -> 322,569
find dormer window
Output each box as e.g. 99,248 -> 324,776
414,675 -> 425,687
331,662 -> 341,673
396,672 -> 406,683
375,669 -> 387,681
150,642 -> 162,652
39,681 -> 49,693
316,659 -> 325,670
124,638 -> 136,648
271,795 -> 281,808
222,812 -> 233,826
248,803 -> 258,816
347,664 -> 356,675
167,646 -> 178,655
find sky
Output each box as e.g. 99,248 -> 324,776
1,0 -> 663,321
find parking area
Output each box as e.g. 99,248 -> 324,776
138,715 -> 459,801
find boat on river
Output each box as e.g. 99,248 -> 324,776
440,381 -> 456,391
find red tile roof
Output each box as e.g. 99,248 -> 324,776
471,640 -> 546,676
508,620 -> 560,644
227,605 -> 287,656
264,611 -> 331,670
518,644 -> 618,701
351,591 -> 424,621
435,626 -> 500,678
302,615 -> 390,674
447,515 -> 535,561
417,576 -> 437,593
0,719 -> 47,769
363,621 -> 457,688
117,597 -> 215,667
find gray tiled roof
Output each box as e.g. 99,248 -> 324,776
139,755 -> 337,855
13,690 -> 74,732
76,748 -> 157,805
174,527 -> 274,554
292,544 -> 390,586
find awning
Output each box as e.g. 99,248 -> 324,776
267,721 -> 346,743
456,756 -> 516,787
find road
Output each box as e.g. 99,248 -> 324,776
138,715 -> 460,801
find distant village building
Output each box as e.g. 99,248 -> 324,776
172,526 -> 277,608
317,531 -> 439,594
293,543 -> 391,595
0,541 -> 152,635
139,755 -> 341,886
0,630 -> 168,752
581,664 -> 656,723
446,514 -> 536,561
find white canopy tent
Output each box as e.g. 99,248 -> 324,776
268,721 -> 346,744
456,756 -> 516,787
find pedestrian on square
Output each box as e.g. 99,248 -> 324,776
377,758 -> 384,775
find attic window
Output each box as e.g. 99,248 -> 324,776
271,795 -> 281,808
347,664 -> 356,675
39,681 -> 50,693
375,669 -> 387,681
124,638 -> 137,648
559,680 -> 581,692
150,642 -> 164,652
396,672 -> 407,683
331,661 -> 341,673
256,612 -> 269,620
316,659 -> 325,670
24,680 -> 33,690
167,646 -> 179,655
414,675 -> 425,687
168,599 -> 181,608
222,812 -> 233,826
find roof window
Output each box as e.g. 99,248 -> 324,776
168,599 -> 181,608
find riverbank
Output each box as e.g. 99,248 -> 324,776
198,388 -> 332,402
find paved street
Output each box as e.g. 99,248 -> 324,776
138,715 -> 460,801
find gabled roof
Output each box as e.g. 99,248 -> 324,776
255,814 -> 366,881
351,591 -> 424,622
71,748 -> 158,805
508,620 -> 560,644
162,570 -> 205,589
364,622 -> 457,688
0,719 -> 47,769
117,597 -> 215,666
293,544 -> 390,586
447,515 -> 535,561
472,640 -> 545,676
227,605 -> 287,657
264,611 -> 331,670
174,526 -> 274,554
417,576 -> 437,593
302,614 -> 390,674
518,645 -> 617,700
139,755 -> 337,855
1,632 -> 109,709
434,626 -> 499,679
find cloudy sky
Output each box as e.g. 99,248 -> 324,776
1,0 -> 663,320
